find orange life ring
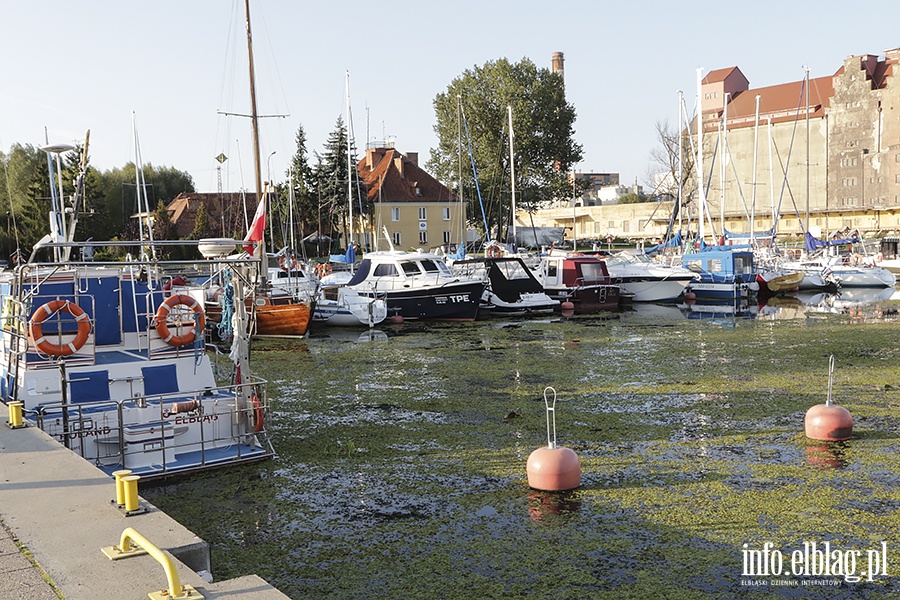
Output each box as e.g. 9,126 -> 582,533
279,254 -> 299,272
315,263 -> 332,278
29,300 -> 91,356
250,392 -> 264,433
155,294 -> 205,347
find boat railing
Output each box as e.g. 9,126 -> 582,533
27,378 -> 270,478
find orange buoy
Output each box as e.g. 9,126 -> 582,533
683,291 -> 696,301
805,355 -> 853,441
389,314 -> 404,324
526,387 -> 581,491
560,301 -> 575,316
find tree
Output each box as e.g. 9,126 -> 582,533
191,203 -> 215,240
90,163 -> 194,240
650,120 -> 697,222
0,144 -> 50,258
428,58 -> 583,241
286,125 -> 317,237
617,192 -> 645,205
311,117 -> 364,248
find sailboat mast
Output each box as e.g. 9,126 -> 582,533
804,66 -> 810,232
507,105 -> 516,246
346,71 -> 354,252
752,95 -> 762,247
244,0 -> 263,208
721,93 -> 728,239
696,68 -> 705,246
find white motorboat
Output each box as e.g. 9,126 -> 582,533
602,251 -> 697,302
449,255 -> 559,315
313,270 -> 388,327
344,250 -> 485,321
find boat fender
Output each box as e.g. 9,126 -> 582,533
155,294 -> 205,347
29,300 -> 91,356
250,392 -> 264,433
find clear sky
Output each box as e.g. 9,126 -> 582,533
4,1 -> 900,194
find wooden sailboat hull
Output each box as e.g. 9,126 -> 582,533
254,301 -> 314,336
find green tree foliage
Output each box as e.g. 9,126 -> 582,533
311,117 -> 365,248
428,58 -> 583,241
0,143 -> 50,259
0,141 -> 194,260
618,192 -> 646,204
191,203 -> 215,240
286,125 -> 317,236
150,199 -> 177,259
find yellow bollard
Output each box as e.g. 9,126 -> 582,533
112,470 -> 133,507
7,401 -> 24,428
122,475 -> 141,513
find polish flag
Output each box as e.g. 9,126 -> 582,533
243,195 -> 266,254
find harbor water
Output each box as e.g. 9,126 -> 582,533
143,294 -> 900,599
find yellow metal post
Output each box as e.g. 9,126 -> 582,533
123,475 -> 141,513
112,470 -> 132,507
7,401 -> 24,429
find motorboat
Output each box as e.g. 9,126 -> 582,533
0,134 -> 272,480
344,250 -> 485,321
313,270 -> 388,327
533,251 -> 620,312
1,241 -> 273,480
681,249 -> 758,300
601,251 -> 696,302
449,255 -> 559,316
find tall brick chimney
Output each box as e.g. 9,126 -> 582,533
552,52 -> 565,86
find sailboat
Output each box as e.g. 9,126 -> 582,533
310,72 -> 388,327
449,105 -> 558,315
235,0 -> 314,337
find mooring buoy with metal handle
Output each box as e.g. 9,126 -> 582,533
526,387 -> 581,491
804,355 -> 853,441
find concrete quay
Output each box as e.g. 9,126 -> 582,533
0,420 -> 289,600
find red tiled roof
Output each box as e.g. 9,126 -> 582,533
703,67 -> 742,85
708,74 -> 835,131
167,192 -> 256,237
358,148 -> 455,203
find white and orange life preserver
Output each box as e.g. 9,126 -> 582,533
279,254 -> 300,272
29,300 -> 91,356
314,262 -> 332,278
155,294 -> 205,347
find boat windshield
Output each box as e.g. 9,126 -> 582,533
580,262 -> 607,281
496,260 -> 531,280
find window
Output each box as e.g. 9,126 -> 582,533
418,207 -> 427,220
393,231 -> 401,246
442,207 -> 451,220
419,231 -> 428,244
443,230 -> 451,244
400,261 -> 421,275
373,263 -> 398,276
391,207 -> 400,221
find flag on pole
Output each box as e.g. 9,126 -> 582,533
243,195 -> 266,254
